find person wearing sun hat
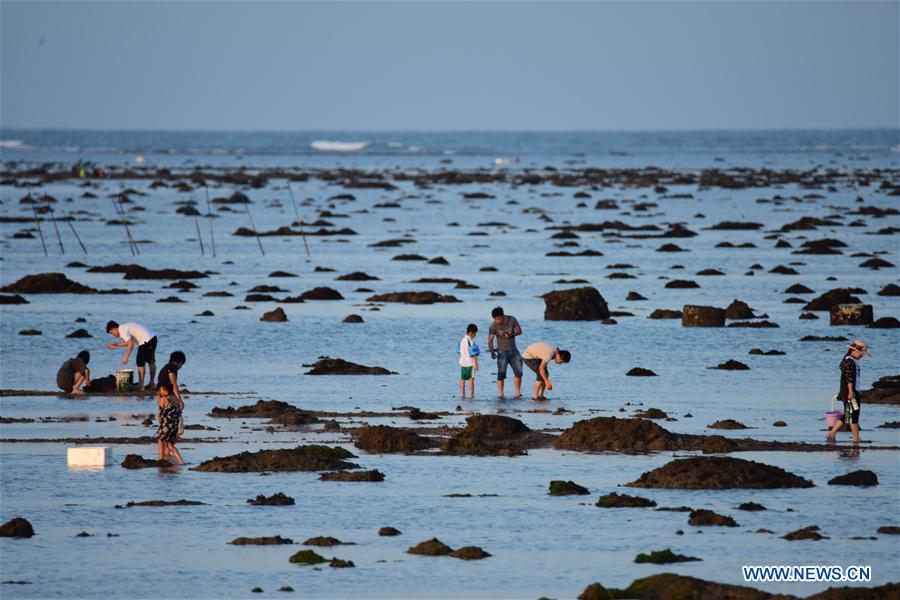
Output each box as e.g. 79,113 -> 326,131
826,340 -> 870,444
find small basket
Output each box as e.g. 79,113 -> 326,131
825,396 -> 843,428
115,369 -> 134,392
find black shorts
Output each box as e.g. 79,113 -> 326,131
524,358 -> 548,382
842,397 -> 861,425
136,336 -> 157,367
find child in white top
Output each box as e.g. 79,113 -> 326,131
459,323 -> 480,399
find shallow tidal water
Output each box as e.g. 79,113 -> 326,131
1,130 -> 898,598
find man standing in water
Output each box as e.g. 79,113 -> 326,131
106,320 -> 158,391
487,306 -> 523,398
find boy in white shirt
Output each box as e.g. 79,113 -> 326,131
459,323 -> 480,399
106,320 -> 158,391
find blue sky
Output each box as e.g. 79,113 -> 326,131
1,1 -> 897,131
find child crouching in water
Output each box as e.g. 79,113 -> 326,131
459,323 -> 480,399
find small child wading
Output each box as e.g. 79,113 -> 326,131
459,323 -> 480,399
156,385 -> 184,465
156,351 -> 186,464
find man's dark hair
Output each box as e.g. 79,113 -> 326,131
106,320 -> 119,333
170,351 -> 186,365
466,323 -> 478,334
77,350 -> 90,364
491,307 -> 504,318
558,350 -> 571,363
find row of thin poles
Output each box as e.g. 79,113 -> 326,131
26,182 -> 309,259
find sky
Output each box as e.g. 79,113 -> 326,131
1,1 -> 898,131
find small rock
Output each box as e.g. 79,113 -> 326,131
708,419 -> 749,430
626,367 -> 657,377
633,549 -> 701,564
342,314 -> 364,323
827,470 -> 878,486
688,509 -> 738,527
260,307 -> 288,322
378,527 -> 402,536
737,502 -> 767,511
289,549 -> 327,564
708,360 -> 750,371
450,546 -> 491,560
596,492 -> 656,508
782,525 -> 828,541
548,480 -> 590,496
66,328 -> 92,338
407,538 -> 453,556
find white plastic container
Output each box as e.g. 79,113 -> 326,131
67,446 -> 112,467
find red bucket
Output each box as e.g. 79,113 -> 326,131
825,410 -> 844,428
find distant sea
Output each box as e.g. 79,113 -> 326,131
1,128 -> 898,170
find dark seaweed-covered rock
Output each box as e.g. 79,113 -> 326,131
877,283 -> 900,297
0,294 -> 29,304
556,417 -> 679,452
121,454 -> 171,469
727,320 -> 779,328
876,526 -> 899,535
801,335 -> 848,342
804,288 -> 863,311
298,287 -> 344,301
627,367 -> 657,377
443,415 -> 543,456
367,291 -> 460,304
876,421 -> 900,428
578,583 -> 615,600
609,573 -> 774,600
596,492 -> 657,508
407,538 -> 453,556
319,469 -> 385,482
353,425 -> 435,453
408,407 -> 439,420
725,299 -> 755,320
748,348 -> 785,356
737,502 -> 767,511
303,536 -> 353,546
626,291 -> 647,301
549,480 -> 590,496
689,509 -> 738,527
450,546 -> 491,560
682,305 -> 725,327
0,517 -> 34,538
627,457 -> 814,489
210,400 -> 318,426
633,408 -> 668,419
709,360 -> 750,371
808,582 -> 900,599
336,271 -> 380,281
648,308 -> 682,319
1,273 -> 98,294
783,525 -> 828,541
18,329 -> 41,336
230,536 -> 293,545
303,357 -> 396,375
862,375 -> 900,405
82,375 -> 117,393
542,286 -> 610,321
634,549 -> 701,564
829,304 -> 873,326
665,279 -> 699,289
785,283 -> 815,294
247,492 -> 295,506
329,558 -> 355,568
827,470 -> 878,486
701,435 -> 737,454
89,264 -> 208,280
343,314 -> 364,323
289,549 -> 327,564
120,499 -> 206,508
260,307 -> 288,322
708,419 -> 749,430
65,328 -> 92,338
379,527 -> 401,536
869,317 -> 900,329
193,445 -> 358,473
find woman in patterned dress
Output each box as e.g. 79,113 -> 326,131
156,385 -> 184,465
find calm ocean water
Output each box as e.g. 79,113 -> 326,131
1,129 -> 898,598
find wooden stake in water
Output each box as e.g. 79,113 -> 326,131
245,201 -> 265,256
62,209 -> 88,254
31,203 -> 48,256
49,207 -> 65,254
111,197 -> 139,256
205,184 -> 216,257
190,194 -> 204,256
287,182 -> 310,257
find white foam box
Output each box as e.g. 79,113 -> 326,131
67,446 -> 113,467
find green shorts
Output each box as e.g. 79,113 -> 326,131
460,366 -> 474,381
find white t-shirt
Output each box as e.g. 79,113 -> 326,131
118,322 -> 155,345
523,342 -> 555,363
459,336 -> 475,367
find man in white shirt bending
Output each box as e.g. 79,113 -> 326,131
522,342 -> 571,401
106,320 -> 158,390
